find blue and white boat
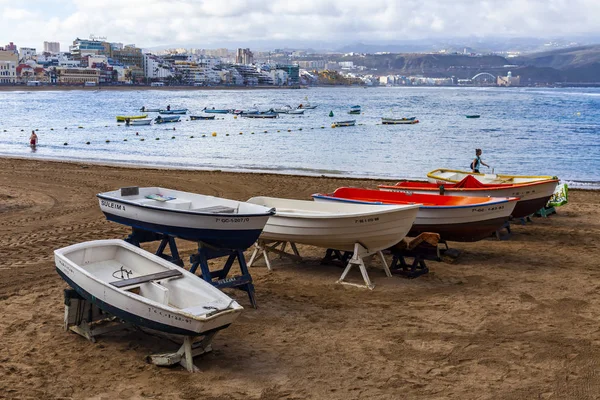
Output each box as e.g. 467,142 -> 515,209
97,187 -> 275,250
55,239 -> 243,336
203,108 -> 231,114
154,115 -> 180,124
348,105 -> 361,115
159,109 -> 188,115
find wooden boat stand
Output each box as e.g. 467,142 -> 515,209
63,289 -> 216,372
125,228 -> 257,308
247,240 -> 302,270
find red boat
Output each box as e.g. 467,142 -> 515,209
378,175 -> 558,218
312,187 -> 518,242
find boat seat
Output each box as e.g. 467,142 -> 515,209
110,269 -> 182,289
191,205 -> 238,214
139,198 -> 192,210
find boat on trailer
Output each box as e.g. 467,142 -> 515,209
379,175 -> 559,219
190,115 -> 216,120
97,187 -> 274,250
382,117 -> 419,125
333,120 -> 356,127
55,239 -> 243,337
312,187 -> 518,242
154,115 -> 180,124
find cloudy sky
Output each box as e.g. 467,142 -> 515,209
1,0 -> 600,51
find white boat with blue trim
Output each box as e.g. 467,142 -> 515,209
97,187 -> 275,249
55,239 -> 243,336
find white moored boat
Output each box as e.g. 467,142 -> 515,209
246,197 -> 419,252
55,239 -> 243,336
427,168 -> 556,185
97,187 -> 274,250
128,119 -> 152,126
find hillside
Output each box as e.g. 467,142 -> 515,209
515,45 -> 600,70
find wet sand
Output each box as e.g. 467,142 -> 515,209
0,158 -> 599,399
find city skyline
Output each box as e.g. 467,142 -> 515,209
1,0 -> 600,51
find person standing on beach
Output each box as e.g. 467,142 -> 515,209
471,148 -> 489,173
29,131 -> 38,147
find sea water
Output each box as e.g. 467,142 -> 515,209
0,86 -> 598,188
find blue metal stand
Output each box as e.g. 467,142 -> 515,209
125,228 -> 183,267
125,229 -> 257,308
189,243 -> 256,309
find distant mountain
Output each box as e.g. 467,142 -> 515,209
515,45 -> 600,69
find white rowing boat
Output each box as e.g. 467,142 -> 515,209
55,239 -> 243,336
97,187 -> 274,249
246,197 -> 419,252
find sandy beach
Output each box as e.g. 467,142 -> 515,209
1,157 -> 599,399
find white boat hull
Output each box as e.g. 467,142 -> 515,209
129,119 -> 152,126
55,240 -> 243,336
98,187 -> 274,249
246,197 -> 419,252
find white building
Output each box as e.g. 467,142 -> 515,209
19,47 -> 36,61
43,41 -> 60,53
269,69 -> 288,85
143,54 -> 173,80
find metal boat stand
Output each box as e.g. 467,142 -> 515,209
64,289 -> 216,372
189,242 -> 257,309
125,228 -> 184,267
247,240 -> 302,270
330,243 -> 391,290
125,228 -> 257,308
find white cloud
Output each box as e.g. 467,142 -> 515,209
1,0 -> 599,50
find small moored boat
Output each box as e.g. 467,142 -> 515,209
312,187 -> 518,242
159,109 -> 188,115
466,114 -> 481,118
128,118 -> 152,126
203,108 -> 230,114
190,115 -> 216,120
97,187 -> 274,249
332,120 -> 356,127
241,112 -> 278,119
116,114 -> 147,122
55,239 -> 243,336
154,115 -> 180,124
382,117 -> 419,125
286,109 -> 305,115
140,108 -> 161,112
348,105 -> 361,115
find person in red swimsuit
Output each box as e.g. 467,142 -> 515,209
29,131 -> 38,147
